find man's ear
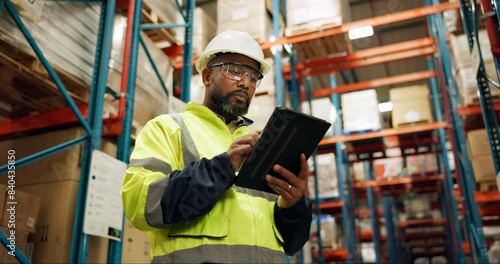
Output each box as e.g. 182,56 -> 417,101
202,68 -> 211,86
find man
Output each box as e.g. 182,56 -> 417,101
122,30 -> 312,263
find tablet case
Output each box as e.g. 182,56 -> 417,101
235,106 -> 332,194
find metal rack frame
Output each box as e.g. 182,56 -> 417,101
279,1 -> 469,263
0,0 -> 116,263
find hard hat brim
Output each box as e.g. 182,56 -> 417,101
195,49 -> 271,76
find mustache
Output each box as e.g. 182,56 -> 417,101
228,90 -> 249,101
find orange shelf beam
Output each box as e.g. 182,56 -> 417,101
360,230 -> 387,242
260,1 -> 459,50
0,104 -> 89,138
319,199 -> 344,209
319,121 -> 448,146
315,248 -> 348,262
457,102 -> 500,116
309,70 -> 437,98
474,190 -> 500,203
354,174 -> 445,188
283,38 -> 436,78
287,37 -> 436,73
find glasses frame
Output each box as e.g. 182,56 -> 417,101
209,62 -> 263,88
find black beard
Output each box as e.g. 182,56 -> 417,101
211,89 -> 250,118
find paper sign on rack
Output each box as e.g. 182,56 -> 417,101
83,149 -> 127,241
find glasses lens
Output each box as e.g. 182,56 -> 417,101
221,63 -> 262,88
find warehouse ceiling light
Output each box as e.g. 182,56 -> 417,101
378,102 -> 393,112
348,25 -> 374,40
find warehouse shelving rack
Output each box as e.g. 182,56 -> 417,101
0,0 -> 117,263
434,0 -> 500,262
109,0 -> 196,263
264,1 -> 472,263
0,0 -> 194,263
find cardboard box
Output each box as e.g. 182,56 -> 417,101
390,85 -> 434,128
216,0 -> 273,43
0,188 -> 40,233
467,129 -> 493,157
470,154 -> 496,182
285,0 -> 350,36
0,128 -> 119,186
0,136 -> 119,263
341,89 -> 381,133
16,180 -> 109,263
0,227 -> 30,263
122,218 -> 151,263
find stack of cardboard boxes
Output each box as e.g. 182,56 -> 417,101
0,128 -> 151,263
449,29 -> 500,105
216,0 -> 274,43
466,129 -> 497,191
341,89 -> 381,134
0,185 -> 40,263
390,84 -> 434,128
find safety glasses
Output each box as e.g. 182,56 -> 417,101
209,62 -> 263,88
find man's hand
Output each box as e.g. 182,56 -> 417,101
266,153 -> 308,208
227,132 -> 259,172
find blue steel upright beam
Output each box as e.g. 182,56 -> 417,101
113,0 -> 143,261
330,73 -> 358,263
426,0 -> 489,262
305,76 -> 323,264
474,0 -> 500,174
364,161 -> 381,264
70,0 -> 115,262
180,0 -> 195,103
273,0 -> 284,106
424,1 -> 468,262
383,197 -> 398,264
288,48 -> 300,111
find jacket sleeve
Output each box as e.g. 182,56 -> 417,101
121,116 -> 236,231
274,195 -> 313,255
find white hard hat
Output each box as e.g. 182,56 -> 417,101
195,30 -> 271,75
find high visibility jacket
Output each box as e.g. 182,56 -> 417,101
122,102 -> 312,263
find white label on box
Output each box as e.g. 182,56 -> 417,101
405,110 -> 422,123
232,8 -> 249,21
83,150 -> 127,241
27,217 -> 35,228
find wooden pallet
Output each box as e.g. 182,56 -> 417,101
285,17 -> 344,37
284,18 -> 352,62
141,2 -> 180,46
477,180 -> 498,192
0,40 -> 89,119
292,34 -> 352,62
394,119 -> 434,129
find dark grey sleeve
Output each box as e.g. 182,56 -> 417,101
274,195 -> 313,255
160,153 -> 236,224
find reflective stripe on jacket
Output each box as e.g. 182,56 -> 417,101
122,102 -> 311,263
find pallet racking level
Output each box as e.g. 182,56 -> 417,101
256,1 -> 495,263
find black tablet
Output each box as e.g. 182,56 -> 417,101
235,106 -> 332,194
